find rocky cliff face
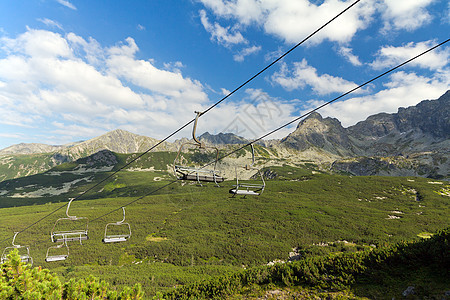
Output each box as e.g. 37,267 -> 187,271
199,132 -> 248,145
281,112 -> 357,156
347,90 -> 449,155
278,90 -> 449,178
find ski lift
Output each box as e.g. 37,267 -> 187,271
229,144 -> 265,196
1,232 -> 33,266
102,207 -> 131,243
45,238 -> 69,262
50,198 -> 88,243
174,111 -> 224,186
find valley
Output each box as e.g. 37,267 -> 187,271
0,91 -> 449,298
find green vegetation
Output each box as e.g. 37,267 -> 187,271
2,229 -> 448,299
0,152 -> 449,298
1,249 -> 143,299
164,227 -> 449,299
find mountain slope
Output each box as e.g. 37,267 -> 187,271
280,112 -> 358,156
0,91 -> 448,181
0,130 -> 177,182
279,91 -> 449,178
347,90 -> 449,155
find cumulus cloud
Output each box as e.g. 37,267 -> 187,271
381,0 -> 434,32
304,71 -> 449,127
0,28 -> 296,146
200,0 -> 375,45
370,40 -> 449,71
199,9 -> 247,47
200,0 -> 439,47
271,59 -> 359,95
0,28 -> 212,144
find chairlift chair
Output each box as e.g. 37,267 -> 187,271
50,198 -> 88,243
174,111 -> 224,186
229,144 -> 265,196
45,238 -> 69,262
1,232 -> 33,266
102,207 -> 131,243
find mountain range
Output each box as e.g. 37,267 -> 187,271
0,90 -> 448,181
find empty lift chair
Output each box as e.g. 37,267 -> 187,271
229,144 -> 265,196
102,207 -> 131,243
45,238 -> 69,262
50,198 -> 88,243
1,232 -> 33,266
174,111 -> 224,186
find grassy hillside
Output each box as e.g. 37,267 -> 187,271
0,153 -> 68,182
0,157 -> 448,297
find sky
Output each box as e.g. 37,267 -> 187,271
0,0 -> 448,150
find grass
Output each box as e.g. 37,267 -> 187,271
0,155 -> 449,298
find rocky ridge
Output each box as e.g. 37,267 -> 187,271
0,90 -> 448,180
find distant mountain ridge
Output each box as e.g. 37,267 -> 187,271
281,90 -> 449,156
279,90 -> 449,177
0,129 -> 175,156
198,132 -> 248,145
0,90 -> 448,180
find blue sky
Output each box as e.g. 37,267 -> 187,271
0,0 -> 448,150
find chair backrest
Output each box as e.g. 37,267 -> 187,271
50,198 -> 88,244
1,232 -> 33,266
103,207 -> 131,243
173,111 -> 223,186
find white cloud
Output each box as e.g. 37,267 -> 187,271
306,71 -> 449,127
200,0 -> 375,45
370,40 -> 449,71
381,0 -> 434,32
37,18 -> 63,30
199,9 -> 246,47
0,132 -> 23,139
67,33 -> 104,66
221,88 -> 230,96
52,122 -> 103,137
233,45 -> 261,62
56,0 -> 76,10
106,38 -> 207,104
1,28 -> 72,58
271,59 -> 359,95
200,0 -> 439,47
338,46 -> 362,66
200,88 -> 297,139
199,0 -> 264,25
0,28 -> 212,144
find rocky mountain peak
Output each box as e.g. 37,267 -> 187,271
347,90 -> 449,145
198,132 -> 248,145
281,112 -> 355,156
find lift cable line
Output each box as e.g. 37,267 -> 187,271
1,37 -> 447,249
201,0 -> 362,115
0,0 -> 363,245
202,38 -> 450,171
88,37 -> 450,227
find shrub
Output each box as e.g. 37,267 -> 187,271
1,249 -> 144,299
